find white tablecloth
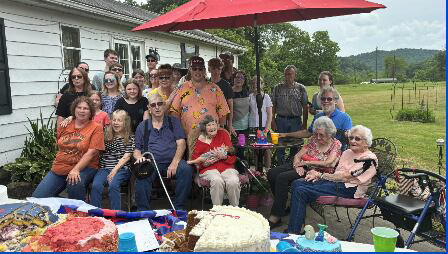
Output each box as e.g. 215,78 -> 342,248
270,235 -> 416,252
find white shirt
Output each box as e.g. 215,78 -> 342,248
248,93 -> 273,128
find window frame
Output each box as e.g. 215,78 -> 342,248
60,25 -> 81,70
180,42 -> 199,68
114,39 -> 144,79
0,18 -> 12,115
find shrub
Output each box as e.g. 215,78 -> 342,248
4,111 -> 57,185
395,107 -> 435,123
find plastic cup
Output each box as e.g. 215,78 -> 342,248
238,134 -> 246,146
371,227 -> 399,252
271,133 -> 279,144
119,232 -> 138,252
276,241 -> 299,252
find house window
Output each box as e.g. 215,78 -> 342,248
0,18 -> 12,115
114,40 -> 143,79
61,26 -> 81,70
180,43 -> 199,68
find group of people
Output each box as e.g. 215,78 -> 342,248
32,48 -> 378,234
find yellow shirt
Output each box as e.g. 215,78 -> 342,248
149,87 -> 168,101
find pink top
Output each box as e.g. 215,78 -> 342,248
335,149 -> 377,198
170,81 -> 230,135
302,137 -> 342,173
93,111 -> 110,127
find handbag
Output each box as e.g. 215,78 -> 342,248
132,119 -> 155,179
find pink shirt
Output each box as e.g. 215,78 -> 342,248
335,149 -> 377,198
93,111 -> 110,127
170,81 -> 229,135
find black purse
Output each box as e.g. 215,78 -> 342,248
132,120 -> 155,179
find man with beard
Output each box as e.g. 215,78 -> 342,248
280,86 -> 352,150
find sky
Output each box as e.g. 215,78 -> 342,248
293,0 -> 446,56
133,0 -> 446,57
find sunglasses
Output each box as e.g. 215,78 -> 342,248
104,78 -> 116,83
147,59 -> 157,63
191,67 -> 204,72
348,136 -> 364,141
71,75 -> 83,80
320,96 -> 334,102
111,68 -> 123,72
149,102 -> 164,108
159,76 -> 171,81
79,67 -> 89,72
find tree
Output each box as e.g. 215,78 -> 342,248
384,55 -> 408,81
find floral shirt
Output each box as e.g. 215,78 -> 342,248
170,81 -> 230,135
302,136 -> 342,173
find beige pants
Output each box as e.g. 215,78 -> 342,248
199,169 -> 241,207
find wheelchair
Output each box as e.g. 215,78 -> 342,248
347,167 -> 446,249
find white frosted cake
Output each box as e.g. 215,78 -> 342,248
160,206 -> 270,252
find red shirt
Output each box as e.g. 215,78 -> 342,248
192,129 -> 236,174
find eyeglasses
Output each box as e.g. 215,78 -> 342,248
111,68 -> 123,72
348,136 -> 364,141
320,96 -> 334,102
149,101 -> 164,108
234,76 -> 245,80
71,75 -> 83,80
79,67 -> 89,72
147,59 -> 157,63
104,78 -> 116,83
191,67 -> 205,72
159,76 -> 171,81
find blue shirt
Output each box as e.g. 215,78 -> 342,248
135,116 -> 185,164
308,109 -> 352,150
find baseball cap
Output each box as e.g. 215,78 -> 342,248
145,49 -> 160,61
219,51 -> 234,61
189,56 -> 205,68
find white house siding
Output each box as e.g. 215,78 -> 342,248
0,0 -> 239,166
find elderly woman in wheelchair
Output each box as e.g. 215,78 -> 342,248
187,115 -> 240,206
287,125 -> 378,234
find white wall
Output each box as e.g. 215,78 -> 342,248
0,0 -> 229,166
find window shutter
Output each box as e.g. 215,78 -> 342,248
0,18 -> 12,115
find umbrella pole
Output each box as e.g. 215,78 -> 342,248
254,16 -> 264,172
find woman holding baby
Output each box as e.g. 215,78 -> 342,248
187,115 -> 240,206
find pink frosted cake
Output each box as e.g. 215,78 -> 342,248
25,216 -> 118,252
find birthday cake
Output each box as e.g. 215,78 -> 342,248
159,206 -> 270,252
295,225 -> 342,252
25,216 -> 118,252
0,202 -> 59,251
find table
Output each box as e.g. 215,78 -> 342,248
236,137 -> 304,171
270,235 -> 416,252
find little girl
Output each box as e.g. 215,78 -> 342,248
90,110 -> 135,210
59,91 -> 110,128
102,71 -> 123,117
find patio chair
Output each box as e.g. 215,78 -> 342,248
188,128 -> 253,210
347,168 -> 446,249
309,138 -> 398,228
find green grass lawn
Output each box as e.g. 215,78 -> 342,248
306,81 -> 446,173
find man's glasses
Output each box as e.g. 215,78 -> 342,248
149,102 -> 164,108
71,75 -> 83,80
191,67 -> 204,72
147,59 -> 157,63
348,136 -> 364,141
79,67 -> 89,72
320,96 -> 334,102
104,78 -> 116,83
159,76 -> 171,81
111,68 -> 123,72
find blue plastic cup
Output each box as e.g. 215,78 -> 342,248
119,232 -> 138,252
276,241 -> 300,252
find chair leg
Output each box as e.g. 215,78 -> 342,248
346,208 -> 352,227
127,183 -> 132,212
334,206 -> 341,222
201,187 -> 205,210
346,199 -> 373,241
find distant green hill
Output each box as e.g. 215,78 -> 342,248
339,48 -> 441,72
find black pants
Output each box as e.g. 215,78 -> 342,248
267,162 -> 302,217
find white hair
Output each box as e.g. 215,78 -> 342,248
349,125 -> 373,146
312,116 -> 337,137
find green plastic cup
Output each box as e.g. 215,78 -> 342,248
371,227 -> 399,252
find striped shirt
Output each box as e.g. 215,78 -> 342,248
99,136 -> 135,170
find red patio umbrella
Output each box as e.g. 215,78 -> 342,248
133,0 -> 385,168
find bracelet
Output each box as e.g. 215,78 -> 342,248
320,172 -> 324,179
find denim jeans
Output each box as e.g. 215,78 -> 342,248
32,167 -> 97,201
90,167 -> 131,210
135,160 -> 193,211
287,179 -> 357,234
275,116 -> 302,165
